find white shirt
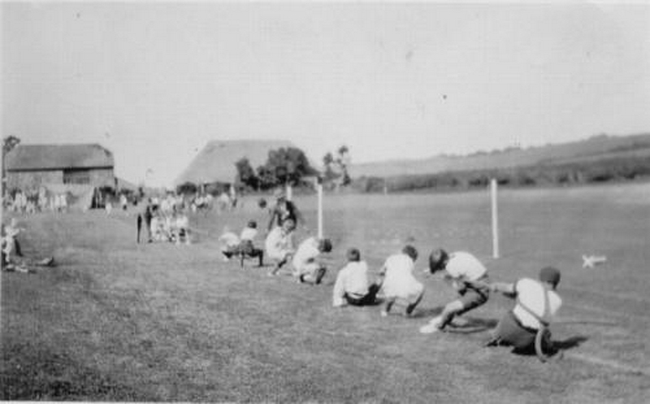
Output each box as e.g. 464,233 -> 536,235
292,237 -> 320,271
513,278 -> 562,330
332,261 -> 370,307
265,227 -> 293,259
176,215 -> 189,229
240,227 -> 258,242
445,251 -> 487,281
219,232 -> 240,248
380,253 -> 423,299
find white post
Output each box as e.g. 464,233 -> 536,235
491,178 -> 499,259
286,183 -> 293,201
317,181 -> 323,239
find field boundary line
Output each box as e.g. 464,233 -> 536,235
562,285 -> 650,304
565,352 -> 650,377
563,301 -> 650,321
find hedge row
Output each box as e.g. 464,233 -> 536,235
352,155 -> 650,193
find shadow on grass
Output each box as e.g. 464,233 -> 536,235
409,306 -> 444,319
509,335 -> 589,357
1,343 -> 143,401
554,335 -> 589,351
446,318 -> 499,334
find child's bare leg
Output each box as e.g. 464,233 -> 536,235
438,300 -> 464,329
269,257 -> 287,275
406,291 -> 424,316
381,298 -> 396,317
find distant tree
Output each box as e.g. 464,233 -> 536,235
335,145 -> 351,186
2,135 -> 20,195
176,182 -> 198,195
322,145 -> 351,190
322,152 -> 337,183
256,165 -> 276,190
235,157 -> 259,190
258,147 -> 317,189
2,135 -> 20,156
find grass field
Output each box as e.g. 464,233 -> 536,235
2,183 -> 650,402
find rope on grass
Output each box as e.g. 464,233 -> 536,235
535,326 -> 558,363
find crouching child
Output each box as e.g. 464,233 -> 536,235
378,245 -> 425,317
292,236 -> 332,285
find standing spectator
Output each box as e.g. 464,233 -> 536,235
144,200 -> 154,243
267,188 -> 306,233
265,218 -> 296,276
378,245 -> 425,317
120,194 -> 128,211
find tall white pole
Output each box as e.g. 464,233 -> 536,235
491,178 -> 499,259
286,183 -> 293,201
317,181 -> 323,239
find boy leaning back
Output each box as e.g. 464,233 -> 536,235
420,249 -> 490,334
486,266 -> 563,354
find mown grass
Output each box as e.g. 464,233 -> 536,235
2,183 -> 650,402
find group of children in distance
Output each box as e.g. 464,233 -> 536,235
218,189 -> 563,356
137,200 -> 191,245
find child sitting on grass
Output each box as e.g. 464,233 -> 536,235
333,248 -> 382,307
1,222 -> 54,273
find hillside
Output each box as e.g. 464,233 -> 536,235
350,133 -> 650,178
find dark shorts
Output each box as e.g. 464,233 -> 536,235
457,279 -> 490,314
494,310 -> 537,351
344,284 -> 381,306
238,240 -> 255,255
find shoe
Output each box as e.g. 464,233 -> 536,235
38,257 -> 55,267
484,338 -> 500,347
419,316 -> 443,334
315,267 -> 327,285
419,323 -> 441,334
380,310 -> 388,317
451,317 -> 469,327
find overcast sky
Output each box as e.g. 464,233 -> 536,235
2,1 -> 649,187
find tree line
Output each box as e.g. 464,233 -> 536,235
353,155 -> 650,193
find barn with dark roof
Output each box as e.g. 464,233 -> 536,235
4,143 -> 115,190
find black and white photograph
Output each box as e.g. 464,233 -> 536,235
2,1 -> 650,402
